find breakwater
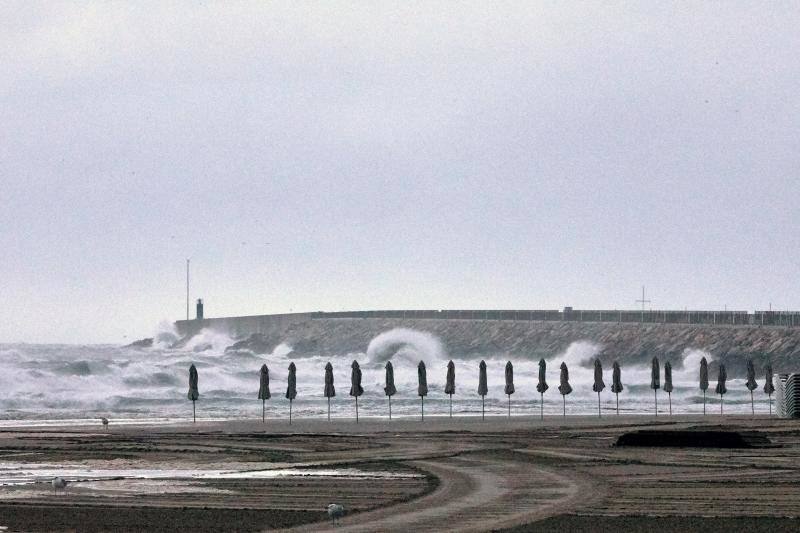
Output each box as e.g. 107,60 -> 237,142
174,310 -> 800,377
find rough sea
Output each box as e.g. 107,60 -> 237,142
0,325 -> 773,425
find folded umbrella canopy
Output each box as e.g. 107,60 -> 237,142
350,360 -> 364,423
700,357 -> 709,415
592,359 -> 605,418
444,360 -> 456,418
651,357 -> 660,417
384,361 -> 397,420
478,360 -> 488,420
663,362 -> 673,416
745,359 -> 758,416
558,362 -> 572,417
715,363 -> 728,415
188,364 -> 199,423
324,362 -> 335,421
286,362 -> 297,425
504,361 -> 515,418
418,361 -> 428,421
258,364 -> 271,423
764,363 -> 775,416
611,361 -> 623,415
536,359 -> 548,420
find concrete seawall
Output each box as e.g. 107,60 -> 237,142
174,310 -> 800,376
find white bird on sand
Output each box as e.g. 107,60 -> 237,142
327,504 -> 344,525
101,417 -> 109,429
52,477 -> 68,494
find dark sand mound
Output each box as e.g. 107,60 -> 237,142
615,429 -> 775,448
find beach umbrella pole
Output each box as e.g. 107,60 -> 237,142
262,399 -> 265,423
562,394 -> 566,417
327,397 -> 330,421
597,391 -> 601,418
540,392 -> 544,420
751,390 -> 754,416
421,396 -> 424,421
508,395 -> 511,418
289,400 -> 292,425
389,396 -> 392,420
482,396 -> 485,420
615,392 -> 619,415
654,389 -> 657,417
720,394 -> 723,415
449,394 -> 452,418
192,400 -> 196,423
769,393 -> 772,415
668,392 -> 672,416
355,396 -> 359,423
703,390 -> 706,415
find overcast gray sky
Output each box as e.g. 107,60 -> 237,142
1,2 -> 798,343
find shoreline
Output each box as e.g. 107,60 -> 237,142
0,416 -> 798,532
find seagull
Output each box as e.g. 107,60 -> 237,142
327,503 -> 344,525
52,477 -> 68,494
101,417 -> 109,430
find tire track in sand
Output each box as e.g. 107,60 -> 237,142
285,452 -> 593,533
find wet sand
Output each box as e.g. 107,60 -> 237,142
0,415 -> 798,532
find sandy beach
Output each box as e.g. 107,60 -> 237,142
0,415 -> 799,532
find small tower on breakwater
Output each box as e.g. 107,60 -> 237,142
196,298 -> 204,320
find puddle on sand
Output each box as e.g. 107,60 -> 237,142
0,462 -> 422,486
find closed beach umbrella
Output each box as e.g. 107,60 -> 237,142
745,359 -> 758,416
258,364 -> 271,423
558,362 -> 572,417
715,363 -> 727,415
188,364 -> 199,423
418,361 -> 428,421
478,360 -> 488,420
663,362 -> 673,416
651,357 -> 660,416
504,361 -> 515,417
350,360 -> 364,423
700,357 -> 709,415
611,361 -> 623,415
444,360 -> 456,418
286,362 -> 297,425
384,361 -> 396,420
536,359 -> 548,420
324,362 -> 335,421
764,363 -> 775,415
592,359 -> 605,418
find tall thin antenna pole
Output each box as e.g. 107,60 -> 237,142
186,259 -> 190,321
635,285 -> 651,323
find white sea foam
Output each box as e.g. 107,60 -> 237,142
0,328 -> 769,422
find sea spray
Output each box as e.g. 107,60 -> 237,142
0,329 -> 771,423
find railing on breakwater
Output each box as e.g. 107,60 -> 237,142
312,309 -> 800,327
